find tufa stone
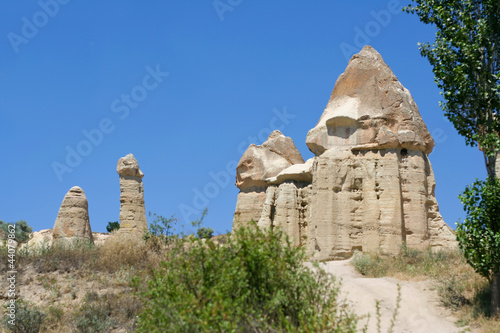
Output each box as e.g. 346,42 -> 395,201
116,153 -> 147,235
233,131 -> 304,228
234,46 -> 457,260
52,186 -> 93,243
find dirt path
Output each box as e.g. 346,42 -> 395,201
321,260 -> 469,333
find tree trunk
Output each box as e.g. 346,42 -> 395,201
483,151 -> 497,179
492,271 -> 500,316
489,153 -> 500,316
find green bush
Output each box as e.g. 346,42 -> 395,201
351,252 -> 388,277
74,292 -> 113,333
143,212 -> 178,248
196,227 -> 214,239
136,222 -> 358,332
0,220 -> 32,243
3,300 -> 46,333
106,221 -> 120,233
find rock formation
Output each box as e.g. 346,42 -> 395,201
25,230 -> 110,249
233,46 -> 456,260
233,130 -> 304,228
52,186 -> 93,243
116,153 -> 147,235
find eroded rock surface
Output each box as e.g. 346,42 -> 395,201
306,45 -> 434,156
233,131 -> 304,228
116,153 -> 147,235
233,46 -> 456,260
52,186 -> 93,243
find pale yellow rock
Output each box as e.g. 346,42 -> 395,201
24,230 -> 111,249
306,45 -> 434,156
236,145 -> 291,189
233,131 -> 304,228
258,182 -> 311,247
26,229 -> 53,248
52,186 -> 93,243
234,45 -> 457,260
266,158 -> 314,185
233,188 -> 268,228
116,154 -> 147,235
262,130 -> 304,165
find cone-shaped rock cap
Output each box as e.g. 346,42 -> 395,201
236,130 -> 304,189
117,153 -> 144,178
306,45 -> 434,156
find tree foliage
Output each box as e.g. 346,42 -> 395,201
0,220 -> 32,243
456,178 -> 500,282
196,227 -> 214,239
406,0 -> 500,175
143,212 -> 178,247
136,223 -> 358,332
105,221 -> 120,233
406,0 -> 500,314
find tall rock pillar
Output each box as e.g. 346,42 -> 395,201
117,153 -> 147,235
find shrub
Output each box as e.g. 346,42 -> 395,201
0,220 -> 32,243
136,222 -> 359,332
438,275 -> 471,310
106,221 -> 120,233
196,227 -> 214,239
74,292 -> 113,333
143,212 -> 178,247
351,252 -> 388,278
3,300 -> 46,333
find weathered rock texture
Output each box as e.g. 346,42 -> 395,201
233,130 -> 304,228
117,153 -> 147,235
24,230 -> 110,249
52,186 -> 93,243
233,46 -> 456,260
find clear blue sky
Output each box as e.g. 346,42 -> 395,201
0,1 -> 486,234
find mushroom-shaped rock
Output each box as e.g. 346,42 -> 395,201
234,46 -> 457,260
306,45 -> 434,156
53,186 -> 93,243
233,131 -> 304,228
236,130 -> 304,189
117,154 -> 147,235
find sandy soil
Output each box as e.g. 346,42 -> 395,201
321,260 -> 471,333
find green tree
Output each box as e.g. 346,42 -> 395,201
196,227 -> 214,239
136,223 -> 358,332
105,221 -> 120,233
406,0 -> 500,174
456,178 -> 500,313
405,0 -> 500,314
143,212 -> 178,246
0,220 -> 32,243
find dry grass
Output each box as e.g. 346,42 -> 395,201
12,234 -> 170,276
0,234 -> 177,332
351,247 -> 500,331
